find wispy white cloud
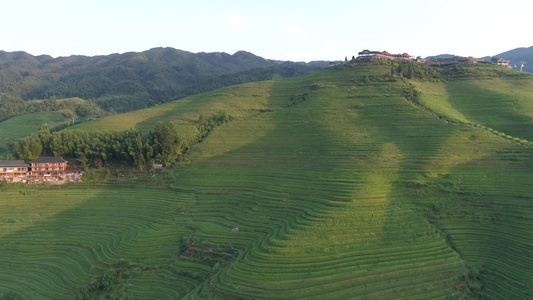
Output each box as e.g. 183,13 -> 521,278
225,10 -> 256,34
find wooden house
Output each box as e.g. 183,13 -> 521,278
30,157 -> 67,179
0,160 -> 29,182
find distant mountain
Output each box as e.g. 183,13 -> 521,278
426,47 -> 533,73
0,48 -> 328,112
492,46 -> 533,73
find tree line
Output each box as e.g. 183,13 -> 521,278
394,61 -> 440,80
11,111 -> 232,170
0,94 -> 109,121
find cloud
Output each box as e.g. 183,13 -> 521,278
225,10 -> 256,34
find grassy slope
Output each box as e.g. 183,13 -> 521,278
71,80 -> 277,143
415,77 -> 533,141
413,68 -> 533,299
0,111 -> 68,158
0,63 -> 532,299
0,185 -> 198,299
177,69 -> 468,299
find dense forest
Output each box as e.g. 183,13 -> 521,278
0,94 -> 109,122
12,111 -> 231,170
0,48 -> 328,114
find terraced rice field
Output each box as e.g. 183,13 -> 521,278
0,186 -> 200,299
1,63 -> 533,299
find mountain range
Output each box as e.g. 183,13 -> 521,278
1,45 -> 532,115
0,47 -> 328,112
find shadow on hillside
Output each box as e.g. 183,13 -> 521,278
167,74 -> 471,297
347,80 -> 470,294
0,184 -> 197,299
443,79 -> 533,142
380,78 -> 533,297
406,147 -> 533,299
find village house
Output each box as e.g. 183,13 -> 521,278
0,156 -> 83,184
65,166 -> 84,182
0,160 -> 29,183
30,156 -> 68,180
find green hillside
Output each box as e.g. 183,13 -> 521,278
1,62 -> 533,299
0,48 -> 325,113
415,76 -> 533,141
0,111 -> 69,158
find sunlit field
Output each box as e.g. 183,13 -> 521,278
1,62 -> 533,299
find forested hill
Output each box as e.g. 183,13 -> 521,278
0,48 -> 328,112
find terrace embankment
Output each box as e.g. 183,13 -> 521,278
1,62 -> 533,299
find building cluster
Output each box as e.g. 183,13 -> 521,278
0,157 -> 83,184
422,56 -> 511,68
333,50 -> 513,69
356,50 -> 412,61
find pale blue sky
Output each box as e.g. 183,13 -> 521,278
1,0 -> 530,61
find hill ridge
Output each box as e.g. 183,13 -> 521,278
0,47 -> 328,113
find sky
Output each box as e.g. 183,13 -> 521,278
1,0 -> 531,62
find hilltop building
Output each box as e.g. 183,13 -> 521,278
0,160 -> 29,183
497,58 -> 512,69
425,56 -> 485,66
357,50 -> 412,61
346,50 -> 509,69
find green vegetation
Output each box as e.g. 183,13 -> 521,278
0,48 -> 326,114
1,61 -> 533,299
11,111 -> 234,169
0,111 -> 70,158
0,186 -> 199,299
0,94 -> 109,120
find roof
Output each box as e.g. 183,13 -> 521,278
30,157 -> 67,164
66,167 -> 84,173
0,160 -> 29,167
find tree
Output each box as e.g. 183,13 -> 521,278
406,63 -> 415,79
198,114 -> 205,126
133,133 -> 145,170
160,122 -> 183,166
491,57 -> 499,64
14,137 -> 43,160
37,124 -> 53,155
